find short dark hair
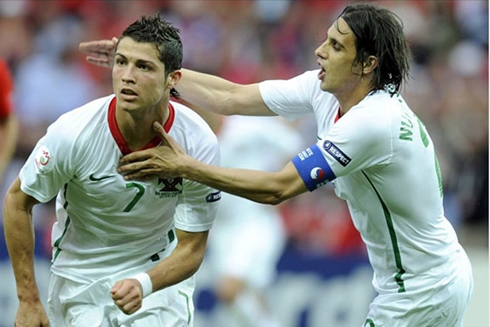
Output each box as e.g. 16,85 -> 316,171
119,14 -> 183,97
339,3 -> 411,95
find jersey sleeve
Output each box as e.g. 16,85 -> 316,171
258,70 -> 319,120
0,59 -> 13,120
292,106 -> 393,191
19,117 -> 76,202
173,118 -> 221,232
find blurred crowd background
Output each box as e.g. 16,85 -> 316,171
0,1 -> 487,326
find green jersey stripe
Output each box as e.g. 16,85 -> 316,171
362,171 -> 406,293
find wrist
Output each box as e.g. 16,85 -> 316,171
179,156 -> 196,179
133,272 -> 153,298
18,292 -> 42,303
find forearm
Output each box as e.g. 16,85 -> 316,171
180,157 -> 305,205
148,230 -> 208,292
178,69 -> 273,116
3,185 -> 41,302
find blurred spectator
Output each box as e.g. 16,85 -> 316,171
13,10 -> 96,158
0,58 -> 18,184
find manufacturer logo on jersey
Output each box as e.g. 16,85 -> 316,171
34,146 -> 54,174
89,174 -> 114,181
323,141 -> 351,166
206,191 -> 221,203
309,167 -> 325,180
155,177 -> 183,198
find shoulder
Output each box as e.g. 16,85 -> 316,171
259,70 -> 320,90
170,101 -> 215,134
169,101 -> 218,152
351,91 -> 402,123
337,92 -> 399,143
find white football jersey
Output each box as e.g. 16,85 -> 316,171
259,70 -> 469,295
19,95 -> 220,282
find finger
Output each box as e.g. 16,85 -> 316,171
79,40 -> 115,53
121,297 -> 142,315
86,52 -> 108,60
86,57 -> 111,68
122,169 -> 160,181
112,286 -> 131,302
111,280 -> 122,295
119,150 -> 152,165
118,161 -> 147,175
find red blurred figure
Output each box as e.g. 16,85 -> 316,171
0,58 -> 18,183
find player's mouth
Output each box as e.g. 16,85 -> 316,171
318,67 -> 326,80
121,87 -> 138,96
120,88 -> 138,99
317,60 -> 326,80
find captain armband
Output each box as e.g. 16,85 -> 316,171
291,144 -> 336,191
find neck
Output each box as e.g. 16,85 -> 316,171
116,100 -> 169,151
335,81 -> 375,115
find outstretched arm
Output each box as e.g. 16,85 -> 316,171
118,122 -> 308,205
177,69 -> 275,116
79,38 -> 275,116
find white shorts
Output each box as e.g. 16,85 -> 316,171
363,251 -> 473,327
47,258 -> 195,327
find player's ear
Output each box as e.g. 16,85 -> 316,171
166,70 -> 182,90
363,55 -> 378,75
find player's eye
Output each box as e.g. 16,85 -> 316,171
330,40 -> 341,51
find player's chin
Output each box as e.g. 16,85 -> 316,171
319,82 -> 331,92
118,100 -> 141,112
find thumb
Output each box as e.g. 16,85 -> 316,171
153,121 -> 167,140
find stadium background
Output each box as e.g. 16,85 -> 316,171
0,1 -> 487,326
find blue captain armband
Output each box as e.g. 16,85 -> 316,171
292,145 -> 336,191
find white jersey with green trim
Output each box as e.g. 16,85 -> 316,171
19,95 -> 220,283
259,70 -> 470,295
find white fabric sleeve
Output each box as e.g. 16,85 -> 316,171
174,130 -> 221,232
258,70 -> 320,120
19,118 -> 76,203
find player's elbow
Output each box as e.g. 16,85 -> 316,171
259,185 -> 293,206
265,197 -> 285,206
265,170 -> 306,205
222,84 -> 260,116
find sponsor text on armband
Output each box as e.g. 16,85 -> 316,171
292,145 -> 335,191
